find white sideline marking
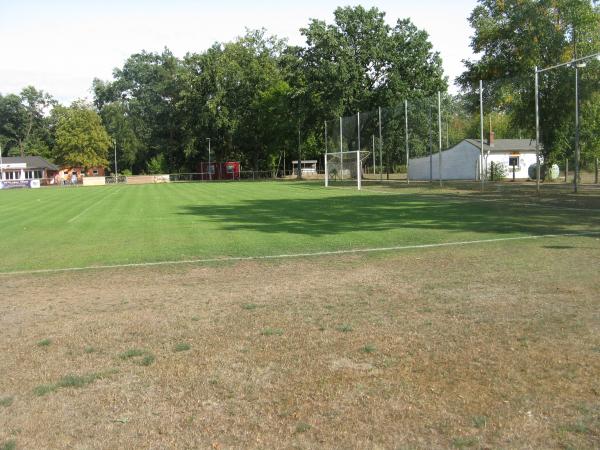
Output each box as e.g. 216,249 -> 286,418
1,231 -> 598,276
67,189 -> 119,223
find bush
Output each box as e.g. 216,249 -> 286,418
488,162 -> 507,181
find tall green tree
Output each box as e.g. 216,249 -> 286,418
299,6 -> 446,121
0,87 -> 55,158
458,0 -> 600,163
93,48 -> 185,173
53,101 -> 111,168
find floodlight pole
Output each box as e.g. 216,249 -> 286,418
405,99 -> 409,184
438,91 -> 443,187
479,80 -> 485,192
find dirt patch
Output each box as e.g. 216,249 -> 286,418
0,236 -> 599,449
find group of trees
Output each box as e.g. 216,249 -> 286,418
459,0 -> 600,166
0,89 -> 111,169
1,3 -> 599,174
0,6 -> 447,174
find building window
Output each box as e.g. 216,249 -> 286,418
93,169 -> 99,175
508,156 -> 520,167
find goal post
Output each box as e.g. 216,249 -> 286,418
325,150 -> 370,190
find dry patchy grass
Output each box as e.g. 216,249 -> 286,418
0,236 -> 599,448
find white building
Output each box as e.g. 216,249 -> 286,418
408,135 -> 539,181
292,160 -> 318,175
0,156 -> 59,187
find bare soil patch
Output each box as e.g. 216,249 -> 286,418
1,236 -> 599,449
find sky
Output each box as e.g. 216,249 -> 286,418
0,0 -> 478,104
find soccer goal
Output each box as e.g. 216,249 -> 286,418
325,150 -> 371,190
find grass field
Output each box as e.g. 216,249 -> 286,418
0,181 -> 599,273
1,181 -> 599,449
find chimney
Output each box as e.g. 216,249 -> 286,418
488,131 -> 495,146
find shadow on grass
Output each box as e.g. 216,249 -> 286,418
178,193 -> 600,237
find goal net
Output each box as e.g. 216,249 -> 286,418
325,151 -> 371,190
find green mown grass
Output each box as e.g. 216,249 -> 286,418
0,181 -> 597,272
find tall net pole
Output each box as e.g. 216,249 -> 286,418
438,91 -> 443,187
480,80 -> 485,192
339,117 -> 343,181
357,111 -> 361,153
372,135 -> 375,174
356,150 -> 361,190
429,104 -> 433,183
405,99 -> 409,184
574,65 -> 580,194
378,107 -> 383,182
0,144 -> 4,184
535,68 -> 541,195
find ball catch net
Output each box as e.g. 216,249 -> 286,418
325,150 -> 371,190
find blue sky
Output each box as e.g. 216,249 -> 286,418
0,0 -> 478,104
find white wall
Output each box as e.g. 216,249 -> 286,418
408,141 -> 481,180
486,151 -> 537,180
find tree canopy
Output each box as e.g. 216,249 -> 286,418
1,6 -> 450,173
53,101 -> 111,168
458,0 -> 600,164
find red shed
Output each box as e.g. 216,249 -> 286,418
197,161 -> 240,180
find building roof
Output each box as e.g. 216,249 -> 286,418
1,156 -> 59,170
464,139 -> 539,152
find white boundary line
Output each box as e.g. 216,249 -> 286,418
1,231 -> 598,277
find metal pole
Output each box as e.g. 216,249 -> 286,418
356,150 -> 361,190
429,104 -> 433,183
357,111 -> 361,152
378,107 -> 383,182
339,117 -> 343,181
0,144 -> 4,184
535,68 -> 541,193
206,138 -> 211,181
324,151 -> 329,187
372,135 -> 375,175
595,158 -> 599,184
405,99 -> 409,184
298,126 -> 302,179
438,91 -> 443,187
480,80 -> 485,192
565,158 -> 568,183
113,139 -> 118,183
574,65 -> 580,193
324,121 -> 327,180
